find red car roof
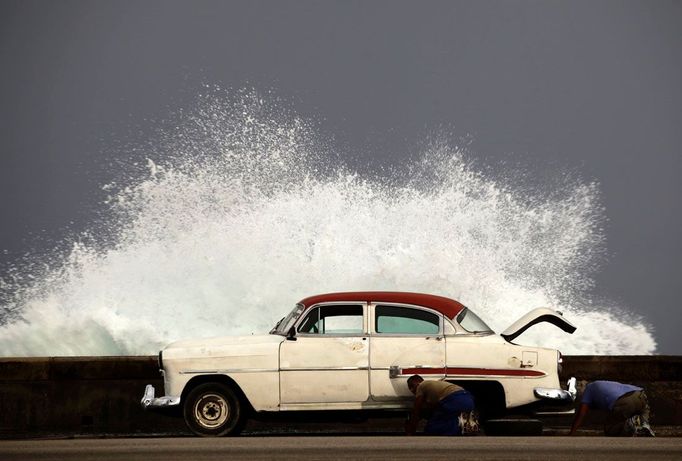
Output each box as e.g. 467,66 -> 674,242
298,291 -> 466,320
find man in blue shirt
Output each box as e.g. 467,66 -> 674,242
569,380 -> 654,436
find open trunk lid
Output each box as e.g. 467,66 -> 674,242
501,307 -> 576,342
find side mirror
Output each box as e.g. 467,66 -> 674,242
286,325 -> 297,341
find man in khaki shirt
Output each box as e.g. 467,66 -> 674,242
406,375 -> 475,435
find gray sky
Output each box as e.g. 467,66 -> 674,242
1,0 -> 680,352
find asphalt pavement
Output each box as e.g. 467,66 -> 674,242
1,436 -> 681,461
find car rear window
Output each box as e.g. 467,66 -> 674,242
375,305 -> 440,334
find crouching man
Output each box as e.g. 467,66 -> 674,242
406,374 -> 476,436
569,380 -> 654,436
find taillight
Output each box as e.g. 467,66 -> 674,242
158,351 -> 164,370
557,350 -> 563,374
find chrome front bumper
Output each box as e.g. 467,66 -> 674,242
140,384 -> 181,410
534,377 -> 577,402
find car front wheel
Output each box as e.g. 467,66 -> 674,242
183,382 -> 244,436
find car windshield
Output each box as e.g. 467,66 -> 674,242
456,307 -> 493,334
271,303 -> 305,335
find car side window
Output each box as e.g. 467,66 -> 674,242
298,304 -> 364,335
375,305 -> 440,334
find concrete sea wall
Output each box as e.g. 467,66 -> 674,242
0,356 -> 184,436
0,355 -> 680,437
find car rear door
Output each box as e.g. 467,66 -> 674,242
368,303 -> 446,402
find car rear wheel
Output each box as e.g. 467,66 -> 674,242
183,382 -> 244,436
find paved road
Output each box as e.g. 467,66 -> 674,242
1,436 -> 681,461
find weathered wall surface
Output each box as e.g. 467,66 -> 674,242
0,357 -> 186,436
0,356 -> 680,437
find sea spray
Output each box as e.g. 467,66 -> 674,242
0,88 -> 656,355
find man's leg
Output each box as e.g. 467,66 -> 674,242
425,391 -> 474,436
630,392 -> 654,436
605,391 -> 647,436
424,405 -> 455,435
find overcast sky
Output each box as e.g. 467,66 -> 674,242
1,0 -> 680,352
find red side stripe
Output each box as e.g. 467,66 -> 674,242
401,367 -> 546,377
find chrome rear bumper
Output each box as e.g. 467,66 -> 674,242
140,384 -> 181,410
534,377 -> 577,402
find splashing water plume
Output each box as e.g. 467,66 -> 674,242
0,89 -> 656,355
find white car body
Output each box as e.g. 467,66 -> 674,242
141,292 -> 576,436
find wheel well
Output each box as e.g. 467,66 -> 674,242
182,375 -> 254,414
446,380 -> 506,419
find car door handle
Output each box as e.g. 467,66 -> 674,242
426,336 -> 443,341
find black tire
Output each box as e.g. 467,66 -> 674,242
183,382 -> 245,436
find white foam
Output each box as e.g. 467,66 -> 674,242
0,89 -> 656,355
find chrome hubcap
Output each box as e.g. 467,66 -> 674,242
194,393 -> 229,429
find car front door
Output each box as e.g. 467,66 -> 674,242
279,303 -> 369,404
369,303 -> 446,402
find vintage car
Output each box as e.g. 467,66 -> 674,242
141,291 -> 577,436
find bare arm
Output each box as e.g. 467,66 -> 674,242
569,403 -> 590,435
406,395 -> 425,435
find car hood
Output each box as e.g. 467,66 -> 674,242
162,334 -> 285,361
501,307 -> 576,342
